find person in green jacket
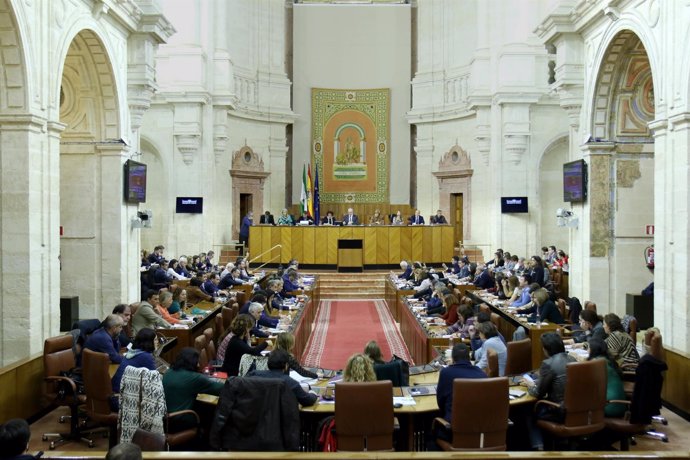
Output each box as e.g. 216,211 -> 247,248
162,347 -> 224,432
588,337 -> 626,417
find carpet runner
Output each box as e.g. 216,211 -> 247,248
301,299 -> 413,370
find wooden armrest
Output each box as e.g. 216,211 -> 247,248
45,376 -> 78,393
432,417 -> 451,432
166,410 -> 200,424
534,399 -> 560,413
607,399 -> 631,406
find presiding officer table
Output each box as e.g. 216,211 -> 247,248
249,224 -> 455,267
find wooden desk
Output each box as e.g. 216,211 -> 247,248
465,291 -> 559,369
249,225 -> 455,266
157,302 -> 222,362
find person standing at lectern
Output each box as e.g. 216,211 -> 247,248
430,209 -> 448,225
408,209 -> 425,225
321,210 -> 336,225
343,208 -> 359,225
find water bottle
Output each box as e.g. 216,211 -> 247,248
448,336 -> 454,351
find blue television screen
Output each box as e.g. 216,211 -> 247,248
176,197 -> 203,214
124,160 -> 146,203
563,160 -> 587,202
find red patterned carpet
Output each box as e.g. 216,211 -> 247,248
301,299 -> 412,370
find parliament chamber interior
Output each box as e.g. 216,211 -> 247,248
1,0 -> 690,459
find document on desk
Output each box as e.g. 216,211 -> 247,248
289,370 -> 318,386
393,396 -> 416,406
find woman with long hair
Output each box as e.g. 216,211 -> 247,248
343,353 -> 376,383
275,332 -> 318,378
363,340 -> 385,365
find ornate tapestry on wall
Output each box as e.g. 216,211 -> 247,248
311,88 -> 390,203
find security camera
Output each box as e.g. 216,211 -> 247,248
556,208 -> 573,218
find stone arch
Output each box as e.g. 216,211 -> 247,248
139,137 -> 170,254
432,144 -> 473,241
0,0 -> 29,111
59,29 -> 120,140
58,28 -> 124,319
588,24 -> 659,141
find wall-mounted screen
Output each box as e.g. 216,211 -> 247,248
124,160 -> 147,203
563,159 -> 587,202
501,197 -> 528,213
176,197 -> 203,214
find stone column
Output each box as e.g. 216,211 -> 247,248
578,142 -> 615,308
0,115 -> 58,365
654,114 -> 690,351
414,125 -> 434,212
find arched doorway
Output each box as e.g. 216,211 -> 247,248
538,136 -> 569,254
587,30 -> 655,315
59,29 -> 123,320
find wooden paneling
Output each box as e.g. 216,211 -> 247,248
0,354 -> 44,422
249,226 -> 454,266
662,347 -> 690,415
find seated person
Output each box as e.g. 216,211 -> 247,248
248,302 -> 276,338
83,314 -> 124,365
603,313 -> 639,368
442,256 -> 461,275
111,328 -> 156,394
247,349 -> 318,406
588,337 -> 626,417
439,293 -> 461,326
425,284 -> 450,316
221,314 -> 270,376
147,245 -> 165,265
275,332 -> 318,378
297,211 -> 313,225
473,264 -> 494,290
342,208 -> 359,225
153,260 -> 173,285
321,210 -> 336,225
131,290 -> 171,335
507,274 -> 533,308
397,260 -> 413,280
436,344 -> 486,423
186,276 -> 213,305
276,208 -> 294,226
237,257 -> 252,280
168,286 -> 187,319
390,210 -> 404,225
167,259 -> 188,281
521,333 -> 576,450
156,291 -> 181,325
571,309 -> 606,347
408,209 -> 425,225
363,340 -> 386,365
369,209 -> 385,225
457,257 -> 472,279
342,353 -> 376,382
531,287 -> 564,324
259,210 -> 275,225
112,303 -> 133,348
475,322 -> 507,376
0,418 -> 35,460
175,256 -> 192,278
445,305 -> 476,338
430,209 -> 448,225
267,279 -> 290,310
202,273 -> 229,298
162,347 -> 224,431
282,268 -> 302,293
218,267 -> 244,290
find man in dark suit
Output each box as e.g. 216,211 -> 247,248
321,210 -> 336,225
408,209 -> 425,225
259,211 -> 275,225
436,343 -> 486,423
342,208 -> 359,225
430,209 -> 448,225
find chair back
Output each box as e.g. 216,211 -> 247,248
335,381 -> 395,451
373,361 -> 404,387
203,327 -> 214,343
479,304 -> 491,315
132,428 -> 166,451
82,349 -> 118,424
556,299 -> 568,323
238,354 -> 269,376
198,348 -> 209,370
490,313 -> 501,329
193,335 -> 207,353
486,348 -> 499,377
43,335 -> 77,401
563,359 -> 606,428
206,339 -> 217,362
504,338 -> 531,376
449,377 -> 509,450
214,314 -> 224,339
222,305 -> 236,330
628,317 -> 638,344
